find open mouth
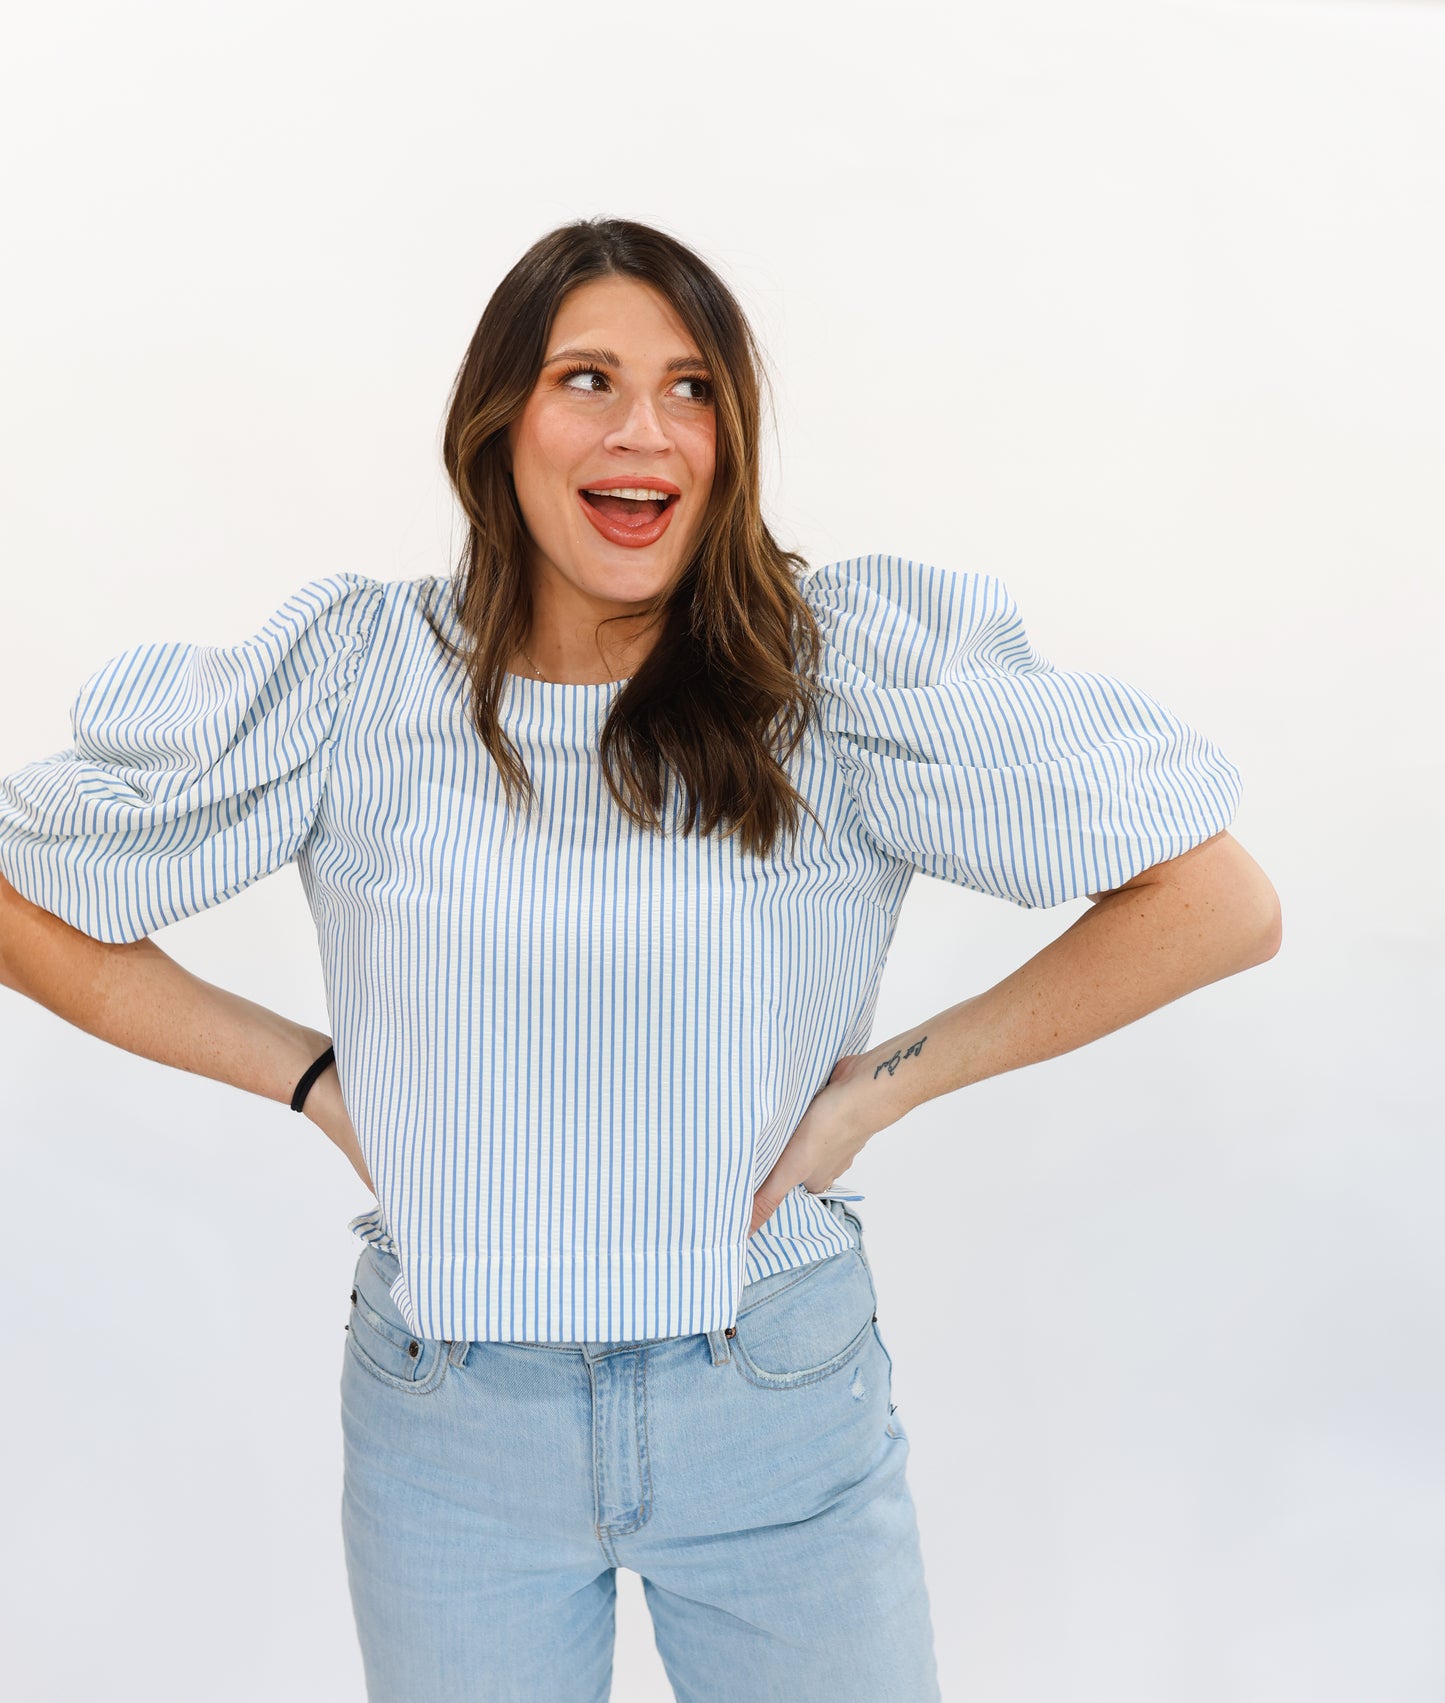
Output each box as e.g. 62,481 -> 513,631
579,488 -> 679,528
575,482 -> 682,548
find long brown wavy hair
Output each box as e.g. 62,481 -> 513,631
432,216 -> 824,859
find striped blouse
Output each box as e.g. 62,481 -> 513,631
0,554 -> 1241,1342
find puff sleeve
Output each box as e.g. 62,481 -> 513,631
800,555 -> 1241,908
0,574 -> 384,944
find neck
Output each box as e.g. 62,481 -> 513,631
514,627 -> 656,686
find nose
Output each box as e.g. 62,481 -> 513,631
603,390 -> 671,455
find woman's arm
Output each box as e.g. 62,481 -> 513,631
861,828 -> 1280,1119
0,871 -> 374,1192
750,830 -> 1280,1231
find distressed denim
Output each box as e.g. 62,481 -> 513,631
339,1198 -> 940,1701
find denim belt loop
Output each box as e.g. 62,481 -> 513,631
705,1326 -> 733,1366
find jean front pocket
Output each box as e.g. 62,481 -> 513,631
729,1247 -> 878,1390
345,1249 -> 450,1395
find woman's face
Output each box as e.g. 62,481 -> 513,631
507,274 -> 717,620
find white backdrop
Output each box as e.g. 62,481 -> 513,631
2,2 -> 1441,1699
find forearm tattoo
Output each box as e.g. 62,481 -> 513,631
873,1035 -> 927,1080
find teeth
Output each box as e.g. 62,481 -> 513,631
584,486 -> 674,501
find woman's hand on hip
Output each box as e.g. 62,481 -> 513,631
301,1059 -> 376,1196
748,1052 -> 874,1237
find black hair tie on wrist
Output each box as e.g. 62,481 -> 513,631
291,1044 -> 336,1113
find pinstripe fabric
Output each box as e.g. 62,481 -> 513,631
0,553 -> 1240,1342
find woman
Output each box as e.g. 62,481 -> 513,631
0,217 -> 1280,1701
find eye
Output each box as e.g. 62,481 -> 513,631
669,375 -> 713,403
558,364 -> 609,393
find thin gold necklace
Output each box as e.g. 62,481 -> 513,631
519,644 -> 629,685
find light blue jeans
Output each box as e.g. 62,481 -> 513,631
339,1199 -> 940,1701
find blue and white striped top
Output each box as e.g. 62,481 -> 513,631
0,554 -> 1241,1342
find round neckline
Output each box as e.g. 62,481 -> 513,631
503,670 -> 630,694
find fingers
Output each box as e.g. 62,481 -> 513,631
748,1190 -> 784,1237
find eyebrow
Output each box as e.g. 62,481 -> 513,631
542,345 -> 710,374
